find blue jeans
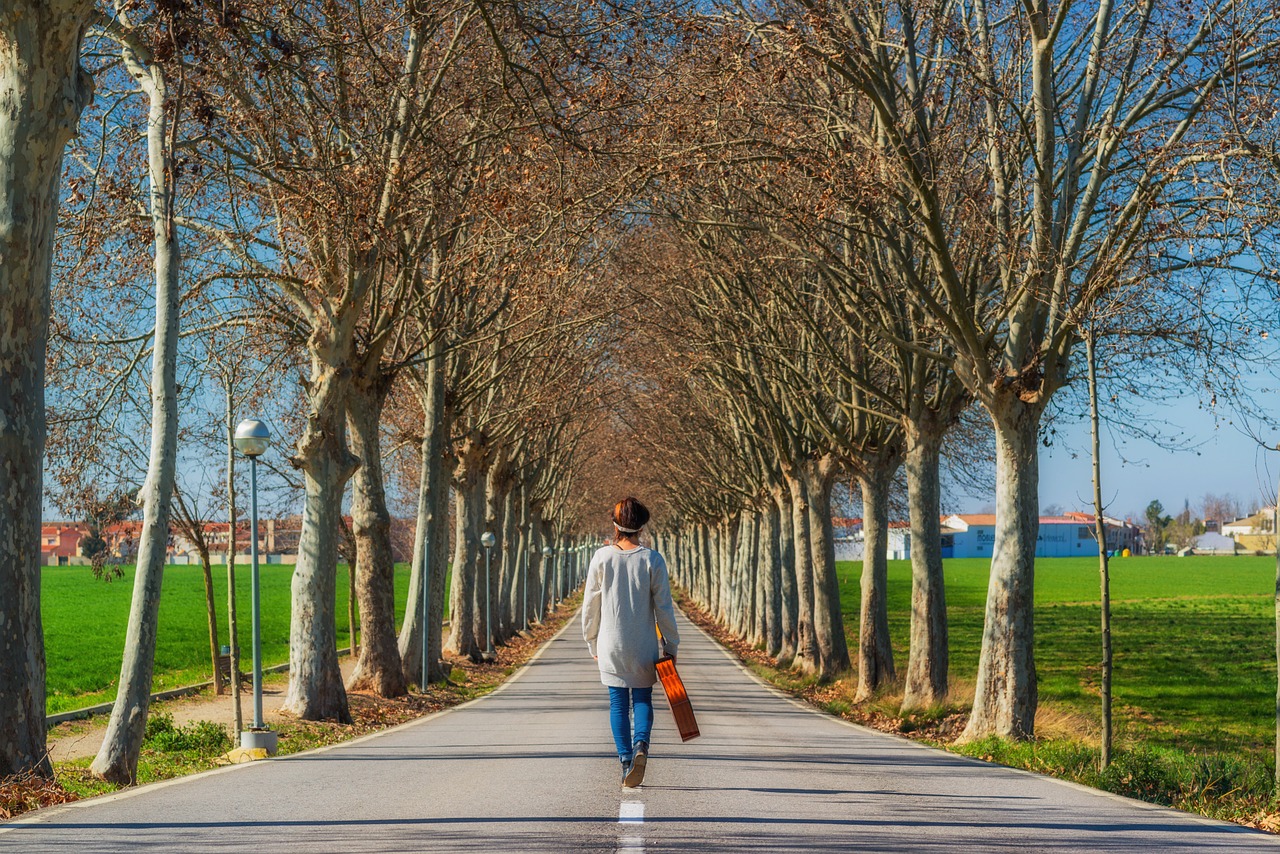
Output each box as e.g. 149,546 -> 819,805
608,686 -> 653,763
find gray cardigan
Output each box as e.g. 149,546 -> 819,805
581,544 -> 680,688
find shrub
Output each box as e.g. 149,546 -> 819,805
1098,747 -> 1180,804
144,712 -> 231,755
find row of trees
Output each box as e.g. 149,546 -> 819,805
614,0 -> 1280,746
5,0 -> 1280,788
3,0 -> 652,783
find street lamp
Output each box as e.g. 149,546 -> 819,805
481,531 -> 496,661
541,544 -> 553,618
233,418 -> 277,756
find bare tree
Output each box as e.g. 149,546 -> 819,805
741,0 -> 1280,740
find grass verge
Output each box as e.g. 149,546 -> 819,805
42,563 -> 444,714
677,591 -> 1280,834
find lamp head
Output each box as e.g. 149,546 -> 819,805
481,531 -> 496,549
233,419 -> 271,457
541,545 -> 553,557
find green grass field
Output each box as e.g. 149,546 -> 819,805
836,555 -> 1278,758
42,564 -> 415,714
45,553 -> 1275,762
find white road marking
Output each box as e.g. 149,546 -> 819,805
619,801 -> 645,823
618,837 -> 645,852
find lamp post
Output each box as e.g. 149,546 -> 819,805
541,544 -> 553,618
481,531 -> 496,661
521,530 -> 529,632
233,418 -> 277,755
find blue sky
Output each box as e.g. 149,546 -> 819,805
1035,394 -> 1280,523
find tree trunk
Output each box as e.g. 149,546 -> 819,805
528,507 -> 547,623
559,533 -> 571,602
774,486 -> 798,663
785,470 -> 820,674
446,442 -> 486,661
717,517 -> 735,623
348,558 -> 358,658
902,418 -> 948,710
398,351 -> 448,686
759,503 -> 782,657
854,461 -> 895,699
0,0 -> 93,780
962,397 -> 1042,741
496,482 -> 518,639
92,60 -> 182,784
346,371 -> 407,697
806,456 -> 852,680
200,546 -> 223,694
480,463 -> 506,650
511,490 -> 531,633
741,510 -> 759,642
426,446 -> 452,682
536,517 -> 553,616
225,385 -> 243,735
1087,330 -> 1112,768
283,336 -> 358,723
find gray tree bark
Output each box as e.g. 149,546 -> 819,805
742,510 -> 760,643
496,482 -> 518,638
785,471 -> 820,673
962,398 -> 1041,740
508,488 -> 530,633
91,53 -> 183,784
902,418 -> 949,711
805,457 -> 852,680
760,504 -> 783,657
528,507 -> 547,623
1087,329 -> 1112,768
346,368 -> 407,697
717,517 -> 735,623
398,349 -> 449,685
283,332 -> 358,723
199,545 -> 223,694
774,486 -> 798,663
224,384 -> 243,735
0,2 -> 92,779
446,440 -> 486,661
481,461 -> 508,647
854,461 -> 895,699
425,446 -> 451,682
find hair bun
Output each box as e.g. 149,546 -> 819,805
612,497 -> 651,533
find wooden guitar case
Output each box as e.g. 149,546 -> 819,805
655,654 -> 700,742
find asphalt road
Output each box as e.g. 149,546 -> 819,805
4,610 -> 1278,853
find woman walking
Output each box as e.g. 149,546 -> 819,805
582,497 -> 680,788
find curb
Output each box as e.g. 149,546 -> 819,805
45,649 -> 352,727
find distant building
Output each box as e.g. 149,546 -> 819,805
936,514 -> 1100,558
886,522 -> 912,560
836,511 -> 1147,561
41,524 -> 87,565
1061,512 -> 1144,554
1187,532 -> 1237,555
1222,509 -> 1276,553
834,537 -> 864,561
